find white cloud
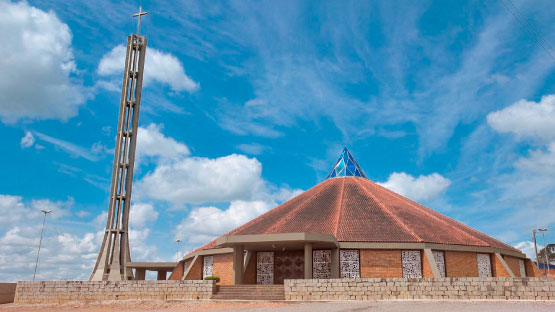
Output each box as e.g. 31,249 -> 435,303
0,1 -> 83,123
378,172 -> 451,202
20,131 -> 35,148
130,203 -> 158,228
136,154 -> 265,205
236,143 -> 269,155
33,131 -> 102,161
98,45 -> 199,92
176,200 -> 271,244
136,123 -> 190,164
487,94 -> 555,142
514,241 -> 541,260
515,142 -> 555,175
0,195 -> 73,227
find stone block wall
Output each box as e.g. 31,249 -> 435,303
285,277 -> 555,301
14,280 -> 215,304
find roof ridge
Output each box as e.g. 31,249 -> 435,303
369,181 -> 492,247
333,178 -> 346,237
353,178 -> 423,242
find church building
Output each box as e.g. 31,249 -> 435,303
169,148 -> 540,284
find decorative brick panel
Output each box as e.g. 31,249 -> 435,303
313,250 -> 331,279
444,251 -> 479,277
477,253 -> 492,277
340,250 -> 360,278
360,249 -> 402,278
257,251 -> 274,285
402,250 -> 422,278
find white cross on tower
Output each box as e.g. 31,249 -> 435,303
132,6 -> 148,36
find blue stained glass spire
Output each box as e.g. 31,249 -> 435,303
326,147 -> 367,180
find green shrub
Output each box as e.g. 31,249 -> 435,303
204,275 -> 220,282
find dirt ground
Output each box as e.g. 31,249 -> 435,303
2,300 -> 555,312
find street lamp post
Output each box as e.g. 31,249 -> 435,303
538,228 -> 549,275
33,209 -> 52,281
175,239 -> 182,262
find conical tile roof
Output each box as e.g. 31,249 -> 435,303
193,177 -> 519,254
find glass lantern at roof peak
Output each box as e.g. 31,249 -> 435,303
326,147 -> 368,180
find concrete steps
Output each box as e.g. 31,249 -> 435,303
211,285 -> 285,300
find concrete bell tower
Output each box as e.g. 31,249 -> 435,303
90,7 -> 148,281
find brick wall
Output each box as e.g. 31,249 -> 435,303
0,283 -> 16,304
185,257 -> 202,280
504,256 -> 521,276
422,252 -> 434,278
14,280 -> 215,304
212,253 -> 233,285
285,277 -> 555,301
492,254 -> 511,277
525,259 -> 542,277
168,260 -> 184,280
244,252 -> 256,284
444,251 -> 478,277
360,250 -> 402,278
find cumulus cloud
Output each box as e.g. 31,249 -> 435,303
130,202 -> 158,228
136,123 -> 190,164
378,172 -> 451,202
98,45 -> 199,92
136,154 -> 265,205
515,142 -> 555,175
0,193 -> 162,281
176,200 -> 271,244
514,241 -> 541,260
487,95 -> 555,142
0,1 -> 84,123
20,132 -> 35,148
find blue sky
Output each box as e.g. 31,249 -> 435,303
0,0 -> 554,281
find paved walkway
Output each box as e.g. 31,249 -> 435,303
1,300 -> 554,312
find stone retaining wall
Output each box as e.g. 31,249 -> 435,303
14,280 -> 215,304
285,277 -> 555,301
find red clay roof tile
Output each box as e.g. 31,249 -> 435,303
189,177 -> 519,255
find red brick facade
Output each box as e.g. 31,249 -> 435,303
243,252 -> 256,284
444,251 -> 479,277
212,253 -> 234,285
504,255 -> 521,276
360,249 -> 403,278
168,260 -> 184,280
172,249 -> 532,283
491,254 -> 511,277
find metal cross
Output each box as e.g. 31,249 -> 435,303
132,6 -> 148,36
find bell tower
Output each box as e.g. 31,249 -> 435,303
90,7 -> 148,281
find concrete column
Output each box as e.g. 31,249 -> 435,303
331,248 -> 340,278
135,268 -> 146,280
304,243 -> 313,279
423,249 -> 441,278
233,245 -> 244,285
157,270 -> 167,280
